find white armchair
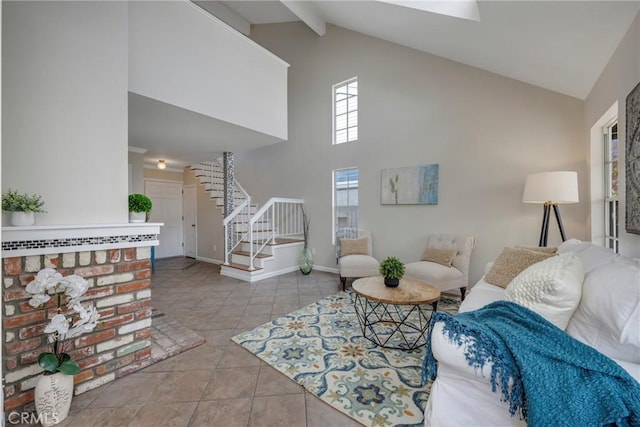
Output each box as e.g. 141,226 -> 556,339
404,234 -> 476,299
336,228 -> 380,291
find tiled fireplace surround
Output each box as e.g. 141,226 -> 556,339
1,224 -> 161,415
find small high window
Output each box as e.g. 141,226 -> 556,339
333,78 -> 358,144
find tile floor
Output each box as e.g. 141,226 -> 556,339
55,259 -> 363,426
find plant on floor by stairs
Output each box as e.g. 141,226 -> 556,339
299,207 -> 313,275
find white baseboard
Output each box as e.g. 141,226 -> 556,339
220,265 -> 300,283
313,265 -> 339,274
196,256 -> 223,265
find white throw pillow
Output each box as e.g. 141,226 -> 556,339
504,252 -> 584,330
557,239 -> 617,274
575,257 -> 640,347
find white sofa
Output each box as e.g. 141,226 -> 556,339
424,239 -> 640,426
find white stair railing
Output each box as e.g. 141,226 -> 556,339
222,192 -> 251,265
246,198 -> 305,270
194,160 -> 304,271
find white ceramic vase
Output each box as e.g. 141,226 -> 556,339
34,372 -> 74,426
129,211 -> 146,223
10,211 -> 35,226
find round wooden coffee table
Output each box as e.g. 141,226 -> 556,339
352,277 -> 441,350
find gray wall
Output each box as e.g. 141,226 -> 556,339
2,1 -> 129,224
236,23 -> 587,284
128,151 -> 145,194
584,12 -> 640,257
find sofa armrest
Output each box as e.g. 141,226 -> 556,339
426,321 -> 525,426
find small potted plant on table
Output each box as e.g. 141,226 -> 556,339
128,193 -> 152,223
379,256 -> 405,288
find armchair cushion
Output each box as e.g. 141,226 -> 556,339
338,254 -> 380,278
421,248 -> 457,267
339,238 -> 369,257
404,261 -> 463,292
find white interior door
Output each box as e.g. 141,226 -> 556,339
145,180 -> 183,258
183,186 -> 197,258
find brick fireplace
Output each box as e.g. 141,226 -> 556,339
2,224 -> 161,414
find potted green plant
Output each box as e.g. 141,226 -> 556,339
379,256 -> 405,288
128,193 -> 152,223
298,207 -> 313,275
2,188 -> 45,226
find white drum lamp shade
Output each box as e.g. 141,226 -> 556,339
523,171 -> 579,204
523,171 -> 579,246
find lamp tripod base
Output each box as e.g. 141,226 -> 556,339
539,203 -> 567,247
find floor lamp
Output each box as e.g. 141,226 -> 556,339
523,171 -> 579,247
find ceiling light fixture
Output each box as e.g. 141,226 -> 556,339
157,160 -> 167,170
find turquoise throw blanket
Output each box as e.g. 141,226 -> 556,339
422,301 -> 640,427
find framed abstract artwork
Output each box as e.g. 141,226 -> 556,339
626,81 -> 640,235
381,164 -> 439,205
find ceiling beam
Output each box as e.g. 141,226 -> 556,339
193,1 -> 251,36
280,1 -> 326,36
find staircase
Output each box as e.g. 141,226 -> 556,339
191,160 -> 305,282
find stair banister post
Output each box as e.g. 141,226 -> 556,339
223,225 -> 229,265
271,202 -> 277,244
223,152 -> 234,265
248,222 -> 255,271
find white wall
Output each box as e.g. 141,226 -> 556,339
2,1 -> 128,225
128,0 -> 289,140
584,12 -> 640,257
237,23 -> 587,284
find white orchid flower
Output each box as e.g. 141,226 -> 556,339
63,275 -> 89,299
27,293 -> 51,308
66,304 -> 100,338
44,313 -> 70,336
26,268 -> 63,295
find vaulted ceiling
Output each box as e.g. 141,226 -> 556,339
133,1 -> 639,169
214,0 -> 639,100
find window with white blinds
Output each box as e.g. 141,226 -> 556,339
604,119 -> 619,253
333,168 -> 359,238
333,78 -> 358,145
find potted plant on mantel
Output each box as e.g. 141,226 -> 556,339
2,188 -> 45,226
379,256 -> 405,288
128,193 -> 152,223
26,268 -> 100,426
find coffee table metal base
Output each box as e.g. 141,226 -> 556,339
353,293 -> 438,350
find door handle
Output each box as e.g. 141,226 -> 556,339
191,224 -> 196,227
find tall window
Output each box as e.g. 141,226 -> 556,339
333,77 -> 358,144
333,168 -> 359,236
604,119 -> 619,253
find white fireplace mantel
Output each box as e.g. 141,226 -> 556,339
2,223 -> 163,257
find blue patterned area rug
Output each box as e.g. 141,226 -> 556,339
232,290 -> 460,427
